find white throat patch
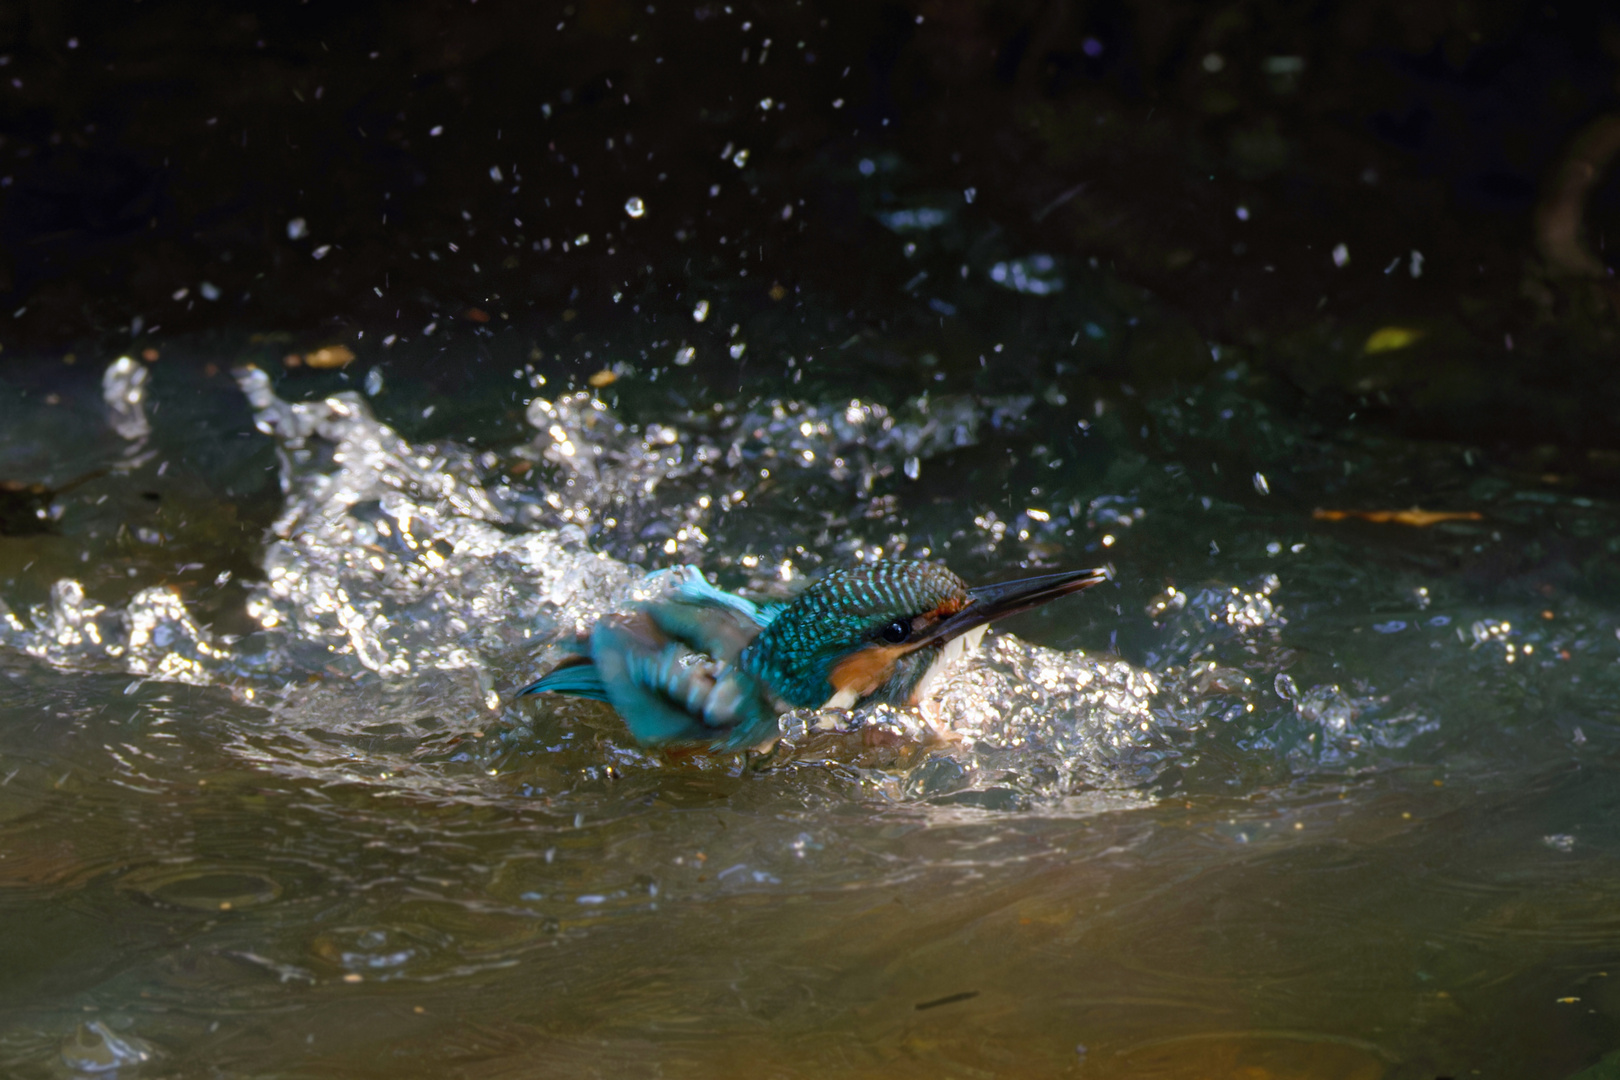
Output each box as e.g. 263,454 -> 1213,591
912,624 -> 987,704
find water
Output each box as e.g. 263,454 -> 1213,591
2,327 -> 1618,1079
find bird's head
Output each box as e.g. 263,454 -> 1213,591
744,560 -> 1105,710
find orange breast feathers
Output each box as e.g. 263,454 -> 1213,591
826,599 -> 967,700
828,644 -> 909,699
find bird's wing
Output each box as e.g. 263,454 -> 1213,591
591,613 -> 779,750
645,597 -> 764,666
653,565 -> 776,627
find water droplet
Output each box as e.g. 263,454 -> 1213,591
102,356 -> 151,441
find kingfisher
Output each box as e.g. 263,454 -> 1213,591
518,560 -> 1105,752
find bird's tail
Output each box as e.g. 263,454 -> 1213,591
517,655 -> 609,703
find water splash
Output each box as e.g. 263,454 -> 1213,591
4,366 -> 1241,805
517,388 -> 1033,574
101,356 -> 151,442
238,371 -> 629,680
0,580 -> 221,685
59,1019 -> 154,1075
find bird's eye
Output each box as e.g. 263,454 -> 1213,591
879,620 -> 911,644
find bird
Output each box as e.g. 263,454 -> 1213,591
518,559 -> 1106,752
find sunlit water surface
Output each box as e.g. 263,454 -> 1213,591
2,344 -> 1619,1080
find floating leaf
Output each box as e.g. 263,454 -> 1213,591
1364,326 -> 1425,354
306,345 -> 356,369
1314,508 -> 1482,527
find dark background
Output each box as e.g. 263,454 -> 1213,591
2,0 -> 1619,467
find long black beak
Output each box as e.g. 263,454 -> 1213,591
915,567 -> 1109,647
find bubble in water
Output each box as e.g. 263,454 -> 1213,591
1275,673 -> 1297,700
286,217 -> 308,240
692,299 -> 710,323
624,196 -> 646,219
1295,684 -> 1355,733
1252,472 -> 1269,495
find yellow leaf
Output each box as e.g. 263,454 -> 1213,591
1364,326 -> 1425,354
1313,508 -> 1483,527
305,345 -> 356,369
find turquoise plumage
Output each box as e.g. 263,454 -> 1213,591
519,560 -> 1105,752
